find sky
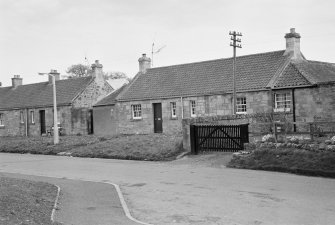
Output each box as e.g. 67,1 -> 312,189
1,0 -> 335,86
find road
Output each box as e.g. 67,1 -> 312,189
1,152 -> 335,225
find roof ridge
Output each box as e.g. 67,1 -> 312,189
306,60 -> 335,66
0,76 -> 92,88
146,50 -> 286,71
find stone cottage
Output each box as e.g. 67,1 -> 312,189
0,60 -> 113,136
94,28 -> 335,136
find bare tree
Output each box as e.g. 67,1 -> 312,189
66,64 -> 92,77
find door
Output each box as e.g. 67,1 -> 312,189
87,109 -> 94,134
39,110 -> 46,135
153,103 -> 163,133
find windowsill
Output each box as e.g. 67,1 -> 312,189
236,112 -> 247,115
131,118 -> 142,122
170,117 -> 178,120
0,125 -> 5,129
30,123 -> 35,125
274,108 -> 291,113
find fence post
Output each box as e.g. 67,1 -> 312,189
190,125 -> 196,154
310,123 -> 314,141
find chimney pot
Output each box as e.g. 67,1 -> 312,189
138,53 -> 151,73
48,69 -> 60,84
12,75 -> 23,88
284,28 -> 303,60
91,59 -> 104,82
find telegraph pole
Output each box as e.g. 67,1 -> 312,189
229,31 -> 242,115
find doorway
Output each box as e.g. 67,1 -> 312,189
87,109 -> 94,134
153,103 -> 163,133
39,110 -> 46,135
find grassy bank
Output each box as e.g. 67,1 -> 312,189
0,134 -> 184,161
0,176 -> 61,225
228,148 -> 335,178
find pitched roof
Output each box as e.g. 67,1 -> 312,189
272,60 -> 335,88
273,63 -> 311,88
117,50 -> 288,101
293,60 -> 335,84
0,76 -> 93,110
94,84 -> 127,107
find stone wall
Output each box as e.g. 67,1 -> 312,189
71,107 -> 90,135
73,78 -> 113,108
0,106 -> 73,136
115,90 -> 271,136
93,105 -> 119,136
0,109 -> 24,136
295,84 -> 335,122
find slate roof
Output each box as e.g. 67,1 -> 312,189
273,63 -> 311,88
272,60 -> 335,88
293,60 -> 335,84
117,50 -> 288,101
0,76 -> 93,110
94,84 -> 127,107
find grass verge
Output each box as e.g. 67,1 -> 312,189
0,176 -> 61,225
0,134 -> 184,161
227,148 -> 335,178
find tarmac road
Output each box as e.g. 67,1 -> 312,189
1,152 -> 335,225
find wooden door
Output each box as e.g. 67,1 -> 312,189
153,103 -> 163,133
39,110 -> 46,135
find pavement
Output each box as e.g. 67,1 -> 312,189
0,172 -> 140,225
1,152 -> 335,225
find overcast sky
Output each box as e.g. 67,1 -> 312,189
1,0 -> 335,86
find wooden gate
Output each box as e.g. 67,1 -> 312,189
190,124 -> 249,154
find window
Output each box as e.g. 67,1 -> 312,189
0,113 -> 4,126
30,111 -> 35,124
236,97 -> 247,114
20,111 -> 24,123
190,100 -> 196,117
132,104 -> 142,119
274,93 -> 291,112
171,102 -> 177,118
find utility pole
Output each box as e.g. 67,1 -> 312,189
229,31 -> 242,115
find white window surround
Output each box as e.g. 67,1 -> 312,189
30,111 -> 35,124
236,97 -> 247,114
171,102 -> 177,118
190,100 -> 196,117
20,111 -> 24,123
274,93 -> 291,112
131,104 -> 142,119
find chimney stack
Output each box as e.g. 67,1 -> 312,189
12,75 -> 23,88
48,69 -> 60,84
284,28 -> 303,60
138,54 -> 151,73
91,60 -> 104,82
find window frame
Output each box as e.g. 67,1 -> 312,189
171,102 -> 177,118
274,93 -> 291,112
190,100 -> 196,117
20,111 -> 24,124
236,97 -> 247,114
131,104 -> 142,119
30,110 -> 35,124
